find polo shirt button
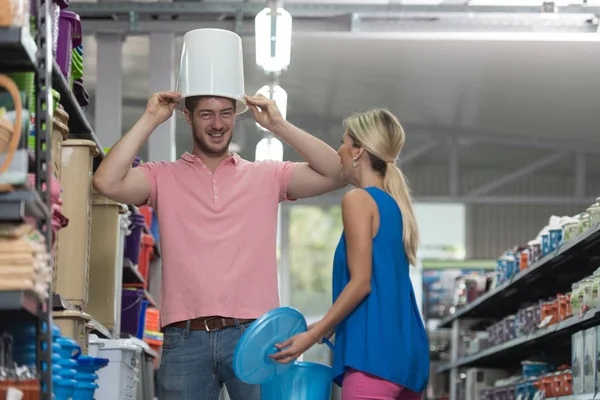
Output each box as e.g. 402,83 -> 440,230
214,196 -> 219,199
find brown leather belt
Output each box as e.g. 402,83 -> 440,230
168,316 -> 255,332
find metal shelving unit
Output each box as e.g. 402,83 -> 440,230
50,58 -> 105,172
0,2 -> 53,398
437,224 -> 600,400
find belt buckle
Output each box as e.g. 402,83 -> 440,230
203,317 -> 226,332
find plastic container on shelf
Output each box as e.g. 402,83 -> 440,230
87,194 -> 128,336
53,310 -> 93,355
55,139 -> 99,307
93,339 -> 142,400
144,308 -> 160,332
73,78 -> 90,108
138,206 -> 153,229
120,289 -> 145,336
56,10 -> 82,81
124,213 -> 145,266
51,108 -> 69,180
136,300 -> 150,339
138,233 -> 154,287
143,332 -> 163,368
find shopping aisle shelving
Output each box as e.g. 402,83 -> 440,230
0,0 -> 54,397
51,58 -> 105,170
0,189 -> 50,220
438,220 -> 600,400
0,27 -> 37,70
0,290 -> 45,316
438,223 -> 600,327
437,307 -> 600,372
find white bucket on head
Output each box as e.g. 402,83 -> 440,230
175,28 -> 248,114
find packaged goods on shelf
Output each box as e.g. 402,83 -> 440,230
0,223 -> 51,299
0,0 -> 30,28
477,361 -> 572,400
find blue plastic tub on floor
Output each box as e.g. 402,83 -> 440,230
72,381 -> 99,400
260,361 -> 333,400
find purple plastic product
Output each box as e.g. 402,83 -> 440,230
132,157 -> 141,168
124,213 -> 145,266
56,11 -> 82,81
121,289 -> 145,336
73,80 -> 89,107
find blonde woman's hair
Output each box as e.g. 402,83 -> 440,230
344,108 -> 419,267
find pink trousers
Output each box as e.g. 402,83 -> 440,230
341,368 -> 423,400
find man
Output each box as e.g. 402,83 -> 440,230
92,91 -> 345,400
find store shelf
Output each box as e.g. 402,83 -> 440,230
144,290 -> 156,307
88,318 -> 114,339
0,290 -> 44,317
53,293 -> 114,338
0,189 -> 50,221
120,334 -> 159,359
123,258 -> 145,285
437,307 -> 600,372
547,395 -> 595,400
0,27 -> 37,71
438,224 -> 600,328
51,59 -> 105,170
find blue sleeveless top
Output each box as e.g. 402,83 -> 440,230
331,187 -> 430,391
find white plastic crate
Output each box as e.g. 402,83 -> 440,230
93,338 -> 142,400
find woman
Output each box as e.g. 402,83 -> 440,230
270,108 -> 430,400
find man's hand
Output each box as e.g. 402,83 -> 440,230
245,94 -> 285,132
145,91 -> 182,125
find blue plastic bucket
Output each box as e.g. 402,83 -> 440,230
72,381 -> 99,400
260,361 -> 333,400
233,307 -> 334,400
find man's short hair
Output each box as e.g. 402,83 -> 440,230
185,96 -> 236,114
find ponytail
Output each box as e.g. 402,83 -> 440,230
384,163 -> 419,267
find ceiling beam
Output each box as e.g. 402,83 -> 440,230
73,12 -> 597,36
399,141 -> 438,165
467,151 -> 570,196
67,2 -> 600,17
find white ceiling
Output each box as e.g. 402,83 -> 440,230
80,31 -> 600,171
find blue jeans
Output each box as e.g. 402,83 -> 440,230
156,320 -> 260,400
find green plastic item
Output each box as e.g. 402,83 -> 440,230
7,73 -> 35,112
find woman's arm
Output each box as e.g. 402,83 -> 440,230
310,189 -> 374,340
245,94 -> 347,199
271,189 -> 375,363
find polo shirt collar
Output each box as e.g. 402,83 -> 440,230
182,152 -> 241,166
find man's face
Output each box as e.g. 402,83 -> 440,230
185,97 -> 236,157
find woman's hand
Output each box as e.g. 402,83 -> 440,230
245,94 -> 285,132
270,330 -> 319,364
308,321 -> 334,344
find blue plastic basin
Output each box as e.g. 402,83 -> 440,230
260,361 -> 333,400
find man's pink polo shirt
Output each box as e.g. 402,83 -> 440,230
136,152 -> 298,328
